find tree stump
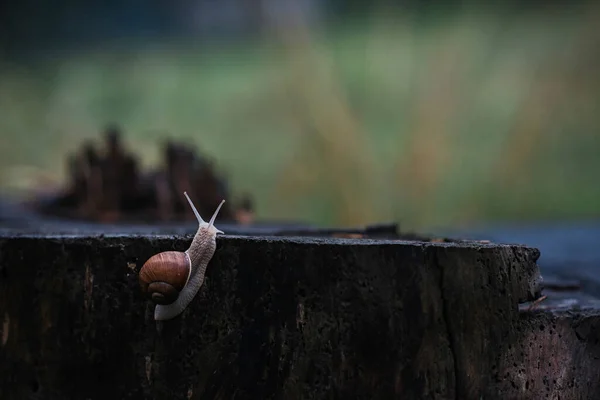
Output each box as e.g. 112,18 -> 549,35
0,232 -> 597,399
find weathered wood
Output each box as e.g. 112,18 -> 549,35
0,232 -> 566,400
490,308 -> 600,399
14,125 -> 247,224
443,222 -> 600,298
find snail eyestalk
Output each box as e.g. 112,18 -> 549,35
209,199 -> 226,231
184,191 -> 204,225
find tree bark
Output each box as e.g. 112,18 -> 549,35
1,233 -> 596,400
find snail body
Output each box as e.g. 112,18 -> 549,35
139,192 -> 225,321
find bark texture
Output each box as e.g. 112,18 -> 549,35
0,233 -> 592,400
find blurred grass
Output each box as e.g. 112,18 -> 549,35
1,3 -> 599,230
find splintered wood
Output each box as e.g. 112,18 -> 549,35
35,125 -> 254,224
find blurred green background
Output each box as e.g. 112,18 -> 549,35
1,1 -> 599,230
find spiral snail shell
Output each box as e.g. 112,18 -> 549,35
139,192 -> 225,321
139,251 -> 190,305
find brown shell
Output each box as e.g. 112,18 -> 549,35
139,251 -> 190,305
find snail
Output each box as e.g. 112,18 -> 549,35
139,192 -> 225,321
